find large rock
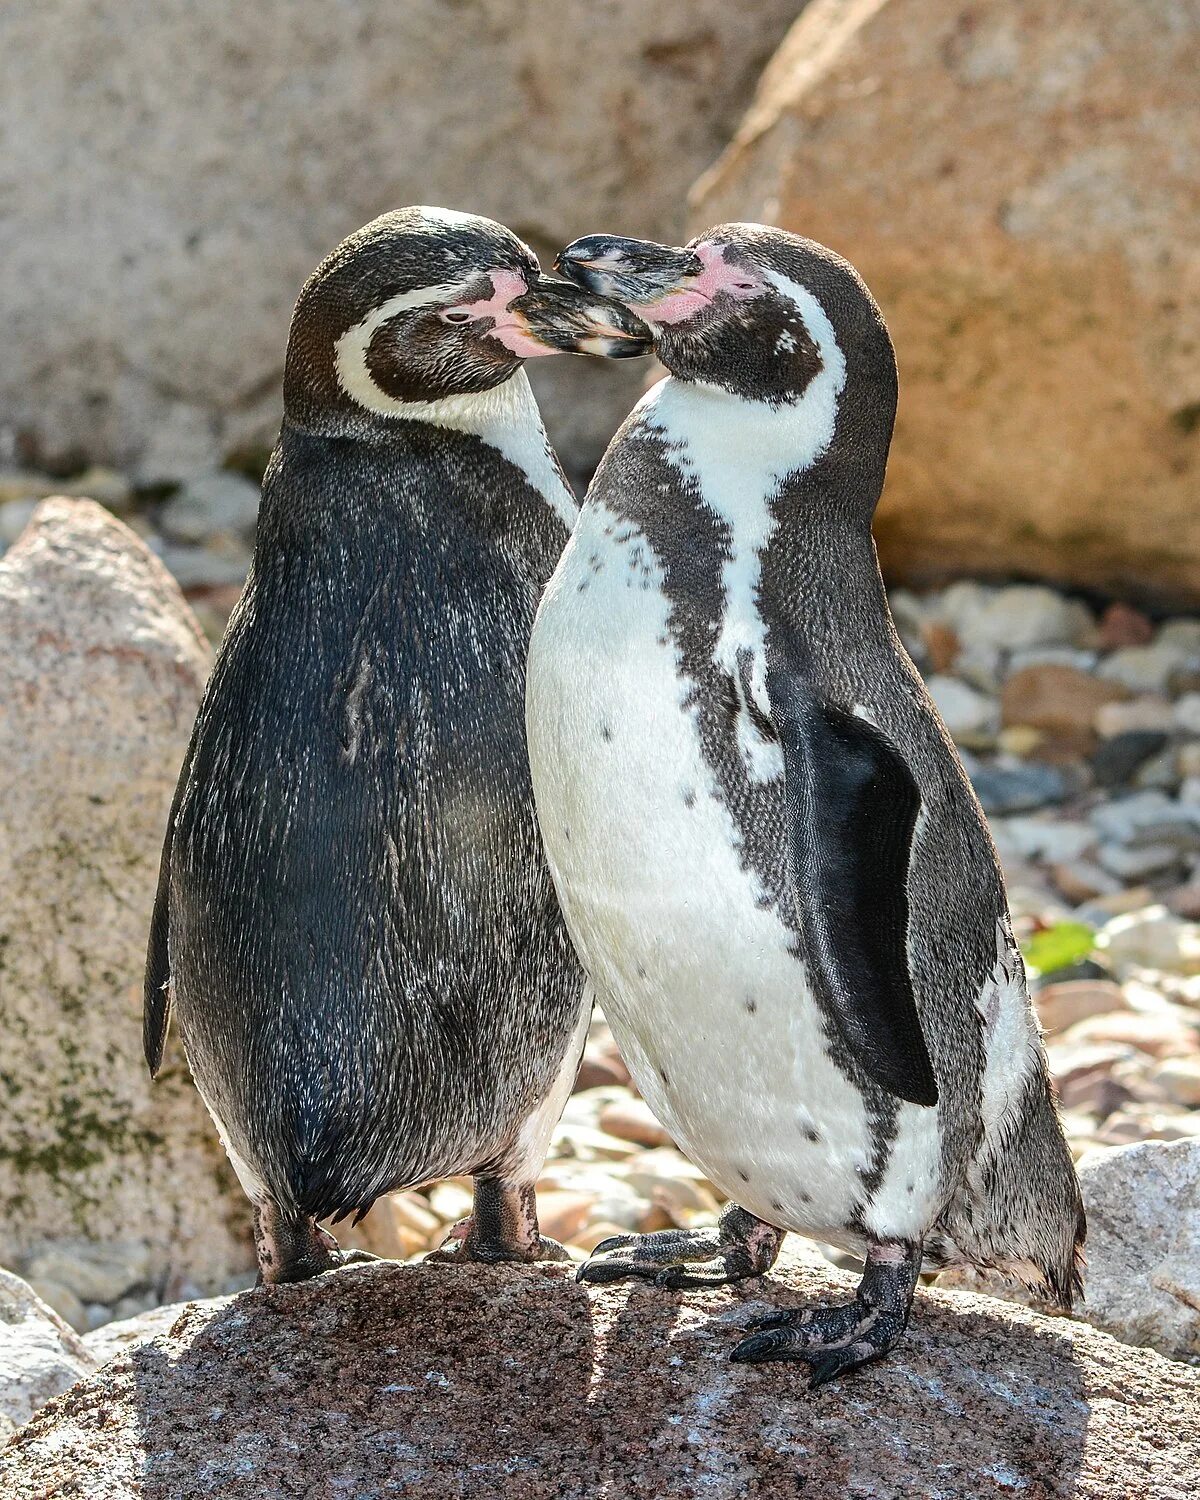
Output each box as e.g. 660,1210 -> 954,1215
0,499 -> 252,1303
695,0 -> 1200,606
2,1253 -> 1197,1497
0,1271 -> 97,1438
1074,1140 -> 1200,1361
0,0 -> 798,485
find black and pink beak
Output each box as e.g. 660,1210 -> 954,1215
557,235 -> 762,326
501,276 -> 653,360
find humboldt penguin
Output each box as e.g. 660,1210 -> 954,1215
525,223 -> 1084,1384
144,207 -> 651,1283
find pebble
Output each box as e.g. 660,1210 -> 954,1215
1100,643 -> 1191,695
926,674 -> 998,744
155,540 -> 253,590
1156,1058 -> 1200,1108
959,584 -> 1093,655
1095,906 -> 1200,977
597,1097 -> 673,1149
1094,697 -> 1175,738
20,1240 -> 151,1309
1058,1009 -> 1197,1060
1000,663 -> 1127,755
158,471 -> 261,544
1098,601 -> 1155,650
24,1280 -> 87,1334
1033,979 -> 1128,1033
969,760 -> 1066,815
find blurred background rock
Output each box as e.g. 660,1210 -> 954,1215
2,0 -> 1199,1444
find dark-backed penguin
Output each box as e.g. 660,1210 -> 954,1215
526,223 -> 1084,1383
144,207 -> 651,1284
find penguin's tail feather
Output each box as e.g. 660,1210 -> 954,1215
934,1067 -> 1086,1310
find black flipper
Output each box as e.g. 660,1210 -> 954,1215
144,744 -> 193,1077
768,667 -> 937,1107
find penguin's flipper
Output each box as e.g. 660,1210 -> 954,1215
144,740 -> 195,1078
768,670 -> 938,1107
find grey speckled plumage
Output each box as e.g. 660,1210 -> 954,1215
145,209 -> 650,1280
529,223 -> 1083,1381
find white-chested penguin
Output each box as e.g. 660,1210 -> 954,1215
526,223 -> 1084,1384
144,208 -> 651,1283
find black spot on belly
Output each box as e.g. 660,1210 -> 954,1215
771,1200 -> 784,1214
803,1126 -> 820,1144
737,1168 -> 750,1183
906,1182 -> 915,1195
563,826 -> 571,843
659,1067 -> 670,1086
682,787 -> 695,809
657,634 -> 670,647
636,963 -> 647,980
798,1191 -> 811,1205
577,581 -> 589,593
744,995 -> 757,1015
601,724 -> 613,742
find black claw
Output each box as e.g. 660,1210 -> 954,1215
730,1329 -> 789,1363
806,1351 -> 853,1389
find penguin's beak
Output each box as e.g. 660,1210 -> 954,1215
496,277 -> 653,360
556,236 -> 704,318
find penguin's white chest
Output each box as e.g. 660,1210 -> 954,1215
528,502 -> 933,1244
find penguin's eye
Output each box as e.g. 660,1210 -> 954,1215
732,281 -> 757,292
441,309 -> 474,324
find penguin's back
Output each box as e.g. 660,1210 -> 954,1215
170,426 -> 581,1221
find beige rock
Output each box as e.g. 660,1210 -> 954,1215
1094,697 -> 1176,739
0,500 -> 252,1296
1058,1009 -> 1198,1061
695,0 -> 1200,607
333,1193 -> 442,1261
597,1097 -> 673,1149
0,0 -> 798,485
4,1255 -> 1198,1495
1156,1057 -> 1200,1108
425,1182 -> 475,1225
535,1191 -> 598,1247
0,1270 -> 96,1431
1034,979 -> 1128,1035
1074,1140 -> 1200,1361
1000,665 -> 1128,756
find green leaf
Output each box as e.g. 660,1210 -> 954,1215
1024,921 -> 1096,977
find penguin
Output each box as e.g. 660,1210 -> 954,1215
144,207 -> 651,1284
525,223 -> 1084,1384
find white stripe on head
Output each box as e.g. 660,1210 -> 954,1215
637,269 -> 847,779
332,279 -> 575,527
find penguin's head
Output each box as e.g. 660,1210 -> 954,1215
556,224 -> 895,413
284,207 -> 650,433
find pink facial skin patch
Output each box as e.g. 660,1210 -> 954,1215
451,270 -> 559,360
638,243 -> 764,326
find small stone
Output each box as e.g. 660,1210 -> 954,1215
1093,1107 -> 1200,1147
961,584 -> 1093,655
1166,883 -> 1200,921
970,760 -> 1066,815
1095,905 -> 1200,977
1051,859 -> 1121,906
25,1279 -> 86,1334
1132,747 -> 1182,793
995,725 -> 1045,757
63,467 -> 134,513
20,1240 -> 152,1309
574,1040 -> 631,1092
0,469 -> 60,505
426,1182 -> 475,1224
1090,790 -> 1200,850
1095,840 -> 1184,881
1059,1009 -> 1197,1060
1156,1057 -> 1200,1107
996,816 -> 1094,865
1098,601 -> 1155,650
0,497 -> 39,547
1173,693 -> 1200,736
1046,1043 -> 1136,1115
155,539 -> 252,590
535,1191 -> 598,1245
921,619 -> 960,672
1000,664 -> 1127,757
597,1097 -> 672,1149
1034,979 -> 1128,1034
158,471 -> 261,544
1095,697 -> 1175,738
1100,643 -> 1194,696
926,674 -> 998,745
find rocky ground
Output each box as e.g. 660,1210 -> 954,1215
2,483 -> 1199,1452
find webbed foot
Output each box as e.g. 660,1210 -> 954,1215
730,1239 -> 921,1387
576,1204 -> 783,1289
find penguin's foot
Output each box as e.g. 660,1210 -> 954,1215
425,1177 -> 571,1264
576,1204 -> 784,1289
730,1239 -> 921,1388
253,1205 -> 381,1285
